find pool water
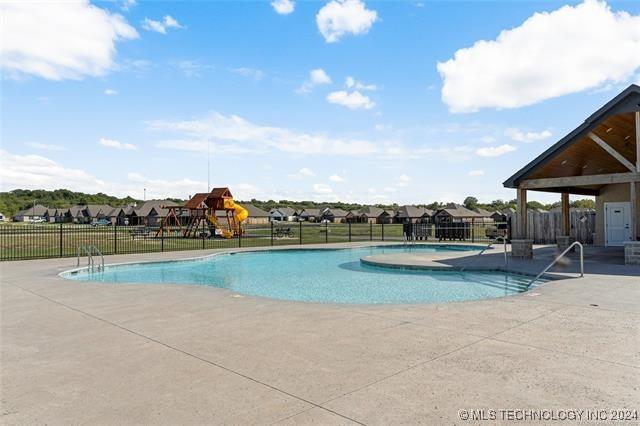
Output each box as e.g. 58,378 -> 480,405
64,245 -> 535,304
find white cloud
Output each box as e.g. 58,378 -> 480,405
396,174 -> 412,187
0,149 -> 106,192
1,0 -> 138,80
142,15 -> 184,34
316,0 -> 378,43
271,0 -> 295,15
468,170 -> 485,176
313,183 -> 333,194
476,144 -> 516,157
104,89 -> 118,95
345,76 -> 377,91
99,138 -> 138,150
299,167 -> 314,176
437,0 -> 640,112
505,128 -> 552,143
121,0 -> 136,11
176,60 -> 210,78
289,167 -> 315,179
297,68 -> 332,93
326,90 -> 375,110
329,174 -> 345,182
233,67 -> 265,81
149,112 -> 378,156
25,142 -> 67,152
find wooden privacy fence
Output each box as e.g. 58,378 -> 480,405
506,209 -> 596,244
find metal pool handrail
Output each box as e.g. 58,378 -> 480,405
76,245 -> 104,271
460,236 -> 508,272
527,241 -> 584,288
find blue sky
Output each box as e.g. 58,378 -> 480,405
2,0 -> 640,204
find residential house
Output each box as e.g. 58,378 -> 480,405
269,207 -> 297,222
433,204 -> 489,225
395,205 -> 434,224
298,208 -> 322,222
242,204 -> 270,224
0,212 -> 6,222
130,200 -> 179,226
358,206 -> 393,224
12,204 -> 49,222
322,208 -> 349,223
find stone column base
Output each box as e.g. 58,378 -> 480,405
557,235 -> 575,252
511,239 -> 533,258
623,241 -> 640,265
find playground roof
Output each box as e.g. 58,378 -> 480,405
209,187 -> 232,199
184,193 -> 209,209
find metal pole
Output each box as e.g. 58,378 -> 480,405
348,222 -> 352,242
238,227 -> 242,248
270,221 -> 274,246
114,224 -> 117,254
299,221 -> 302,245
370,222 -> 372,241
161,226 -> 164,252
202,220 -> 205,250
381,222 -> 385,241
59,223 -> 63,257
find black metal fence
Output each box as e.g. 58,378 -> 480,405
0,221 -> 508,261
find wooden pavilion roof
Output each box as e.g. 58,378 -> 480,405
504,84 -> 640,195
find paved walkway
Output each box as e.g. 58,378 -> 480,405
2,243 -> 639,424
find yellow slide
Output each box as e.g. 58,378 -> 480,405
223,199 -> 249,230
207,215 -> 233,239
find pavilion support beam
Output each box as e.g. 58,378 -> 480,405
588,132 -> 636,172
636,111 -> 640,172
631,182 -> 637,241
561,192 -> 570,235
516,187 -> 527,239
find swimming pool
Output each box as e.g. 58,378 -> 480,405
64,245 -> 536,304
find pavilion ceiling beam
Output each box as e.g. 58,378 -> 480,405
520,172 -> 640,189
588,132 -> 636,172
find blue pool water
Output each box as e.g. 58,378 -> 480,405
64,245 -> 535,304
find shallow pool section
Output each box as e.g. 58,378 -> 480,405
64,245 -> 536,304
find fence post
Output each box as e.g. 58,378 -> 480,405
471,221 -> 475,243
370,222 -> 372,241
325,221 -> 328,244
270,221 -> 274,246
348,222 -> 352,243
299,221 -> 302,245
381,222 -> 385,241
238,227 -> 242,248
114,224 -> 117,254
161,226 -> 164,252
59,223 -> 63,257
202,220 -> 205,250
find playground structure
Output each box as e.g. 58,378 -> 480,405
156,187 -> 248,239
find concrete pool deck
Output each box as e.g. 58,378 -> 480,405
1,242 -> 639,424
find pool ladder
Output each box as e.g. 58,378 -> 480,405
77,245 -> 104,272
527,241 -> 583,288
460,236 -> 508,272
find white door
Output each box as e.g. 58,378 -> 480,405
605,202 -> 631,247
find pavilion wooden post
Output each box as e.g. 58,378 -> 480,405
632,111 -> 639,241
516,187 -> 527,239
512,186 -> 533,258
561,193 -> 570,236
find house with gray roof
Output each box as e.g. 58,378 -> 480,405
322,208 -> 349,223
12,204 -> 49,222
269,207 -> 297,222
130,200 -> 179,226
395,205 -> 434,224
297,208 -> 322,222
358,206 -> 393,224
